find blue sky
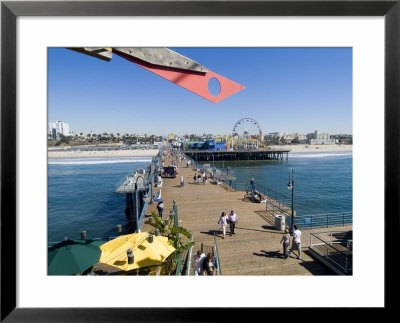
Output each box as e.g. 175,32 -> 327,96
48,47 -> 352,137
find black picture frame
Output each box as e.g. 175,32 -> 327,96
1,0 -> 396,321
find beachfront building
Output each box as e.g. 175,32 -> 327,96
267,132 -> 282,138
331,134 -> 352,145
290,133 -> 308,144
306,130 -> 336,145
48,121 -> 70,140
282,133 -> 295,143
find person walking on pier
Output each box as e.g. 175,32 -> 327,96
228,210 -> 238,236
280,228 -> 291,259
157,201 -> 164,219
203,253 -> 218,276
192,250 -> 206,276
218,211 -> 228,239
290,225 -> 302,260
180,175 -> 184,188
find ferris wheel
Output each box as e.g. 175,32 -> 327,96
232,118 -> 262,149
233,118 -> 261,139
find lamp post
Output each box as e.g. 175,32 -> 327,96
287,168 -> 295,234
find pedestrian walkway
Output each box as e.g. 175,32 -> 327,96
144,154 -> 351,275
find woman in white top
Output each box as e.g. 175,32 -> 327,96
280,228 -> 290,259
217,211 -> 228,239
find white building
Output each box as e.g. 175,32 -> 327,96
267,132 -> 282,138
306,130 -> 336,145
48,121 -> 70,139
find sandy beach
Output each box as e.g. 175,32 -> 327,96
272,144 -> 352,153
48,144 -> 352,158
48,149 -> 160,159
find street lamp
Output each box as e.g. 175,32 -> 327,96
287,168 -> 295,234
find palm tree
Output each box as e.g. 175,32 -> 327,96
145,211 -> 194,275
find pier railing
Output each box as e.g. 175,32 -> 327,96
242,181 -> 352,229
244,182 -> 293,217
287,212 -> 353,229
213,233 -> 222,276
245,182 -> 291,205
181,234 -> 194,276
309,231 -> 353,275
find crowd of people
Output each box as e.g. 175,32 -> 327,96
193,172 -> 207,184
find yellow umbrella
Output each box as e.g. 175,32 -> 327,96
99,232 -> 175,271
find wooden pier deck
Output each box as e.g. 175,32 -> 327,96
115,172 -> 149,194
143,155 -> 352,276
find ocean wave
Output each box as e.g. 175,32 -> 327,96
289,152 -> 352,158
48,158 -> 152,165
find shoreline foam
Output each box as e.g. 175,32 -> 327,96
48,144 -> 352,159
48,149 -> 160,159
272,144 -> 352,153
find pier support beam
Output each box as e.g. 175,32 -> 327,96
184,149 -> 290,161
125,193 -> 133,217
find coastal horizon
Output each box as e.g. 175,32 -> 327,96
47,144 -> 352,159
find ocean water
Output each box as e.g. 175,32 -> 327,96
213,151 -> 353,216
48,152 -> 352,243
48,157 -> 152,243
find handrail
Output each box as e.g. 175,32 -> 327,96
181,234 -> 194,276
310,231 -> 352,274
299,211 -> 353,217
310,234 -> 345,254
294,212 -> 352,229
245,182 -> 291,202
213,233 -> 222,276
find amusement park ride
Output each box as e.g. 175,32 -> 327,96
231,118 -> 263,149
214,118 -> 263,150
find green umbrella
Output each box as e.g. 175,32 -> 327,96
48,239 -> 106,275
